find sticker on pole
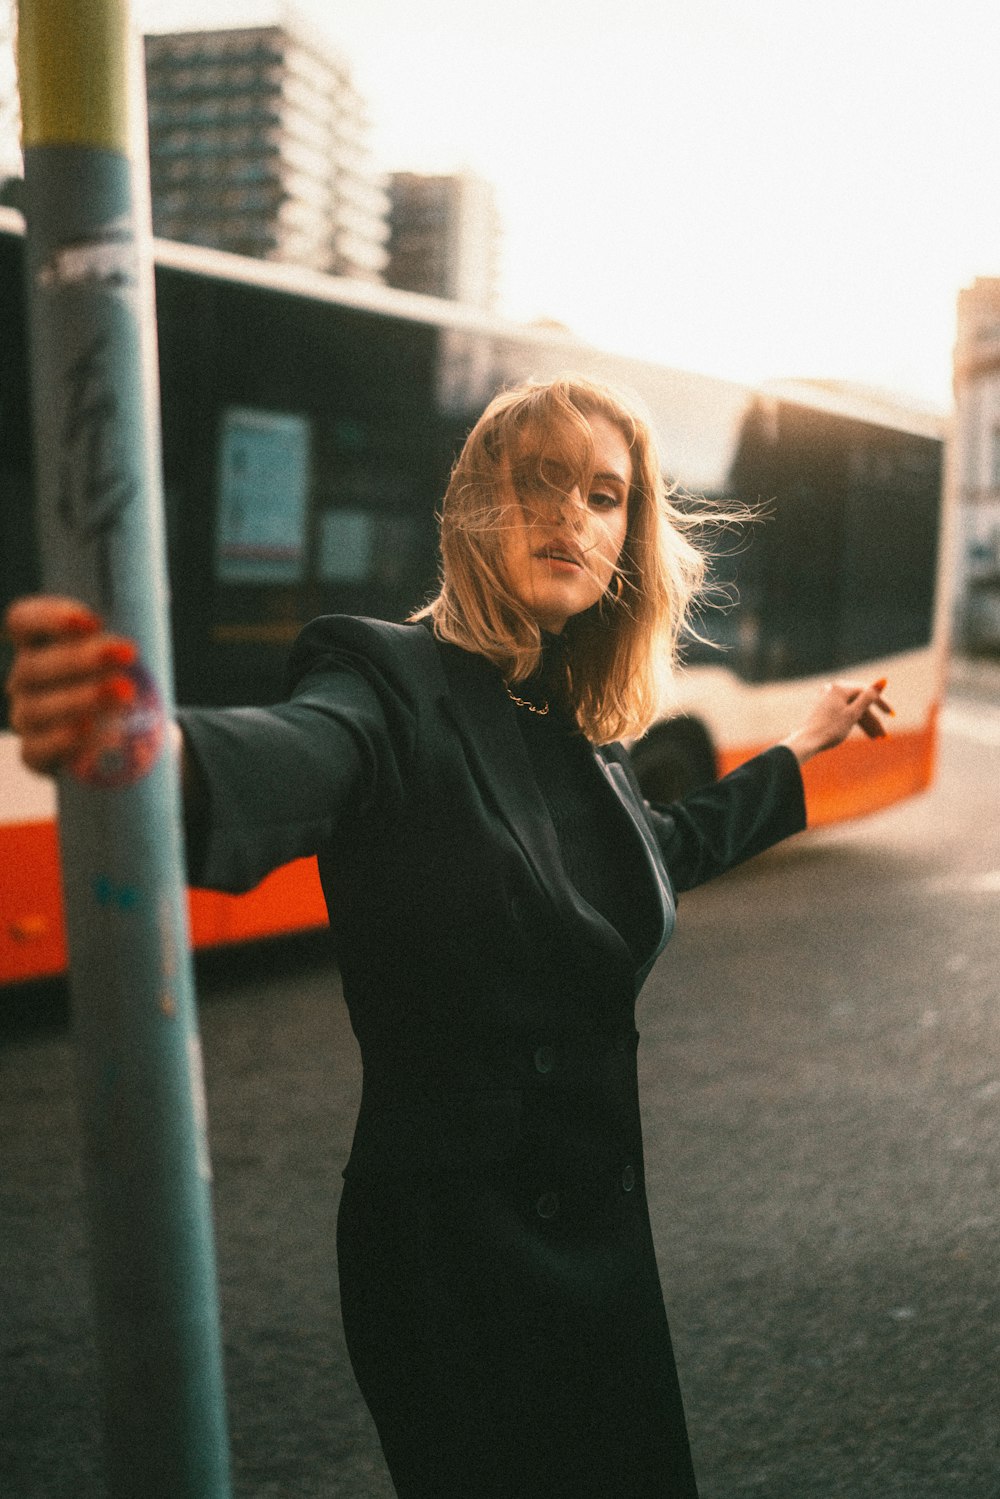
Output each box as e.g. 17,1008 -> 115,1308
68,661 -> 166,789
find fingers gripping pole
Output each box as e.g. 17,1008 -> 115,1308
16,4 -> 232,1495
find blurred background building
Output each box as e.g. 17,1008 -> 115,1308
0,9 -> 504,308
951,279 -> 1000,651
385,171 -> 501,312
143,12 -> 389,279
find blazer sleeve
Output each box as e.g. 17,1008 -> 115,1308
176,617 -> 421,894
647,744 -> 807,895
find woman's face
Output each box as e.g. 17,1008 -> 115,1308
501,412 -> 632,634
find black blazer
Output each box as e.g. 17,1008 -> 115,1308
179,615 -> 806,1182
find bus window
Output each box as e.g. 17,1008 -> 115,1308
705,402 -> 942,683
318,509 -> 373,583
835,432 -> 941,665
313,451 -> 437,613
316,506 -> 429,591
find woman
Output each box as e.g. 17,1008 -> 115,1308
5,377 -> 890,1498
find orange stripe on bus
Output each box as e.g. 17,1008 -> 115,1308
1,821 -> 67,982
717,707 -> 939,828
187,860 -> 328,948
0,818 -> 328,986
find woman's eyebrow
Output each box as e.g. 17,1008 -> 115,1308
593,469 -> 628,490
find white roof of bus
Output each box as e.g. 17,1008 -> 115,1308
154,242 -> 762,492
761,376 -> 946,442
0,205 -> 944,488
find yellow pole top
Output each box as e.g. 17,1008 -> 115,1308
17,0 -> 132,152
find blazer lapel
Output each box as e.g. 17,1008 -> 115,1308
436,641 -> 569,902
436,642 -> 673,982
595,747 -> 676,985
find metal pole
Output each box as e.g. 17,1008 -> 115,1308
15,4 -> 232,1494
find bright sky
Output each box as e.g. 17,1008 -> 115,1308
133,1 -> 999,408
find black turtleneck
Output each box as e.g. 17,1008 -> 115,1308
509,636 -> 652,964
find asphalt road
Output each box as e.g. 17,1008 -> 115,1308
3,684 -> 1000,1498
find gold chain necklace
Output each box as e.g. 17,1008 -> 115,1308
505,685 -> 549,716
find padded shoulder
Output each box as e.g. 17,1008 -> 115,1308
284,614 -> 446,705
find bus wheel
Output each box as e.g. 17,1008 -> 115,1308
629,717 -> 717,804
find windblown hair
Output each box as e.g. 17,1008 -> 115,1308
414,376 -> 710,744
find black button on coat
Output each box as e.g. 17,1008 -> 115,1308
179,615 -> 807,1499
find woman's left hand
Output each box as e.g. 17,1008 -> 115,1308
780,677 -> 894,766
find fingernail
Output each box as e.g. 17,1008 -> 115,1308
101,641 -> 138,667
99,675 -> 137,706
64,613 -> 102,637
874,677 -> 888,692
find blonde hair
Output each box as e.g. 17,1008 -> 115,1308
414,376 -> 708,744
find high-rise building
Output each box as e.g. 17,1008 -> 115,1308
386,172 -> 501,311
951,277 -> 1000,650
144,15 -> 389,279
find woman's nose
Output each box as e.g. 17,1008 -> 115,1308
561,487 -> 587,527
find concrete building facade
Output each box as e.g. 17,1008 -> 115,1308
144,17 -> 389,280
951,277 -> 1000,650
386,172 -> 501,311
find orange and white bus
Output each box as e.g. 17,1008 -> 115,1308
629,376 -> 950,825
0,206 -> 949,985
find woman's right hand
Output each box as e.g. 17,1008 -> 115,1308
3,596 -> 140,776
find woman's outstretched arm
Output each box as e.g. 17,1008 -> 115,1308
5,594 -> 416,895
648,676 -> 894,893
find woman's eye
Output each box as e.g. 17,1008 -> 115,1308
590,490 -> 622,510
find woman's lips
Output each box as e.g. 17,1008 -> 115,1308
536,545 -> 583,571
